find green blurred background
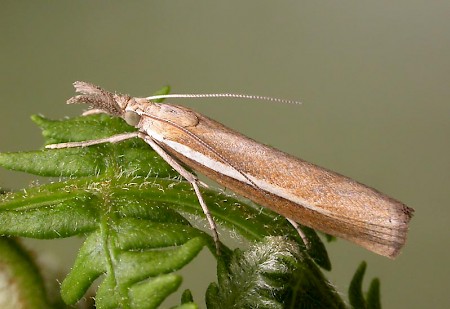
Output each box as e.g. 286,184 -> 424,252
1,1 -> 449,308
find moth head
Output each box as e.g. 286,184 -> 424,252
67,81 -> 131,117
123,98 -> 142,126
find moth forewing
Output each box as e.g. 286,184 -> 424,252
55,81 -> 413,259
138,106 -> 412,258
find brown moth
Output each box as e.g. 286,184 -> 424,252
47,82 -> 414,258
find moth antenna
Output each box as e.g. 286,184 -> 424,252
145,93 -> 302,105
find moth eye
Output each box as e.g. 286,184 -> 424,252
124,111 -> 141,126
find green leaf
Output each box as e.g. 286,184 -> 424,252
180,289 -> 194,304
31,113 -> 136,144
348,261 -> 381,309
349,262 -> 368,309
172,303 -> 198,309
150,85 -> 171,103
0,114 -> 176,178
92,237 -> 205,309
206,236 -> 345,309
367,278 -> 381,309
0,237 -> 52,308
1,113 -> 331,265
128,274 -> 182,309
0,92 -> 343,308
0,175 -> 211,308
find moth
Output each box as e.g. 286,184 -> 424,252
47,81 -> 414,258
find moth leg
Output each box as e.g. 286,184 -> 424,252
141,134 -> 221,255
286,218 -> 310,249
82,109 -> 107,116
45,132 -> 140,149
